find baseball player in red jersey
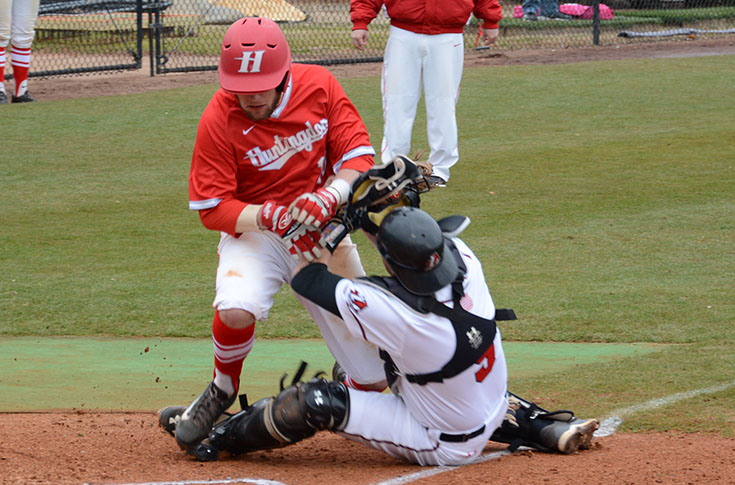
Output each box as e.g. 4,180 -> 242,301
350,0 -> 501,186
170,17 -> 387,452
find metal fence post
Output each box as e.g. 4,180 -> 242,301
136,0 -> 143,69
593,0 -> 601,46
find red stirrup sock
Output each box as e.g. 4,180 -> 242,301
0,47 -> 6,90
211,311 -> 255,397
10,46 -> 31,97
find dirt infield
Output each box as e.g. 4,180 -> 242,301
27,38 -> 735,102
1,412 -> 735,484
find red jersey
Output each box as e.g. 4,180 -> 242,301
189,63 -> 375,236
351,0 -> 502,33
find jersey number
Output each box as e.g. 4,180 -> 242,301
474,344 -> 495,383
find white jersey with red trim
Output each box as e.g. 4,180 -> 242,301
334,237 -> 508,433
189,63 -> 375,212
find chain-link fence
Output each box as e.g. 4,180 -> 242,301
9,0 -> 735,79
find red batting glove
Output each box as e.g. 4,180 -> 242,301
289,187 -> 341,229
258,200 -> 295,238
284,225 -> 323,262
259,200 -> 323,260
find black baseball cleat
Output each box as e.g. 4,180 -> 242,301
157,405 -> 187,436
12,92 -> 36,103
175,381 -> 236,450
0,91 -> 8,104
428,175 -> 447,188
539,416 -> 599,454
491,392 -> 599,454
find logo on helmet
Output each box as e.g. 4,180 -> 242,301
236,50 -> 265,73
424,252 -> 441,271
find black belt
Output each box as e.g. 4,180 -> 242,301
439,424 -> 486,443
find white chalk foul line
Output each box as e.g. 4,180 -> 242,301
375,450 -> 511,485
595,380 -> 735,437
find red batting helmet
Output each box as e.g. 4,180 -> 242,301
218,17 -> 292,94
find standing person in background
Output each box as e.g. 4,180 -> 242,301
349,0 -> 501,187
0,0 -> 40,103
522,0 -> 573,21
169,16 -> 387,453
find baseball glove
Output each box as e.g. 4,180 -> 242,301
321,155 -> 432,251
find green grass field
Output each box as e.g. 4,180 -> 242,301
1,54 -> 734,435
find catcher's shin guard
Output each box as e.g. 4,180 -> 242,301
194,378 -> 350,461
490,392 -> 599,454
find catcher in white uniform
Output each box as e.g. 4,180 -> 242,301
159,158 -> 599,465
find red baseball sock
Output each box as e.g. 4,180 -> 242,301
10,46 -> 31,97
0,47 -> 6,91
211,311 -> 255,397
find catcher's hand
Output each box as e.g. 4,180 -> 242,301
414,160 -> 433,178
259,200 -> 323,261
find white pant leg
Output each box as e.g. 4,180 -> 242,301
11,0 -> 40,47
294,235 -> 384,384
381,26 -> 424,164
213,231 -> 291,320
423,32 -> 464,181
0,0 -> 12,47
341,389 -> 504,466
215,232 -> 384,384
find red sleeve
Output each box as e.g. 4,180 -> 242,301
323,69 -> 375,175
198,199 -> 247,236
189,92 -> 244,236
475,0 -> 502,29
350,0 -> 383,31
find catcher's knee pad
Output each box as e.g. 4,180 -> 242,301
271,377 -> 350,440
490,392 -> 598,454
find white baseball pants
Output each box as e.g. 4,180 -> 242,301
381,26 -> 465,182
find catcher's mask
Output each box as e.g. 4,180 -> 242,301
376,207 -> 460,296
344,155 -> 430,234
219,17 -> 291,94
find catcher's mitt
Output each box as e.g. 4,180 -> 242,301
322,155 -> 433,252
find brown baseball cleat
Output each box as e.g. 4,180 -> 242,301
175,381 -> 236,450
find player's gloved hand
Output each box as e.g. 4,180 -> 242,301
258,200 -> 323,261
258,200 -> 295,238
289,187 -> 341,229
284,225 -> 323,262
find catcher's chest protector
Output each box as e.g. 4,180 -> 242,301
366,242 -> 515,386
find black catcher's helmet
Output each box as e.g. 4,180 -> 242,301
376,207 -> 460,295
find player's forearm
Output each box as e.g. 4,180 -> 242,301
234,204 -> 263,233
291,263 -> 342,316
328,168 -> 361,206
